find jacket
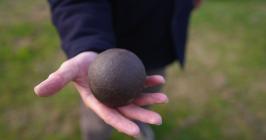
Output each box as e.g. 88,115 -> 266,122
48,0 -> 194,69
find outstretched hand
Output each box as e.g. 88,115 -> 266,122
34,51 -> 168,137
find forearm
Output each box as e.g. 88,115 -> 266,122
48,0 -> 115,58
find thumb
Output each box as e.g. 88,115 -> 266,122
34,60 -> 78,96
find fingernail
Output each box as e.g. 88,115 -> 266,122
158,76 -> 166,83
150,115 -> 162,125
164,96 -> 169,103
131,127 -> 141,138
157,119 -> 162,125
34,85 -> 40,95
159,94 -> 169,103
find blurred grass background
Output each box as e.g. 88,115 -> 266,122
0,0 -> 266,140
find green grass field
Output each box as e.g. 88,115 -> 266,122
0,0 -> 266,140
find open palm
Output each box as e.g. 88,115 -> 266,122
34,51 -> 168,137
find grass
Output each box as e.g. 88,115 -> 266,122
0,0 -> 265,140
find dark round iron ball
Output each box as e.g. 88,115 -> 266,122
88,48 -> 146,107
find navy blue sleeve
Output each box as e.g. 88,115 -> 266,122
48,0 -> 115,58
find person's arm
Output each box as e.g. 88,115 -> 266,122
48,0 -> 115,58
35,0 -> 169,137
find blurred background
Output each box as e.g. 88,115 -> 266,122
0,0 -> 266,140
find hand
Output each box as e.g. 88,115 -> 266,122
34,51 -> 169,137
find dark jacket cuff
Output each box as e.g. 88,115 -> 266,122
63,37 -> 114,58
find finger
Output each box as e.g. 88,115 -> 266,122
74,84 -> 141,137
118,104 -> 162,125
134,93 -> 169,106
34,60 -> 78,96
145,75 -> 165,88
